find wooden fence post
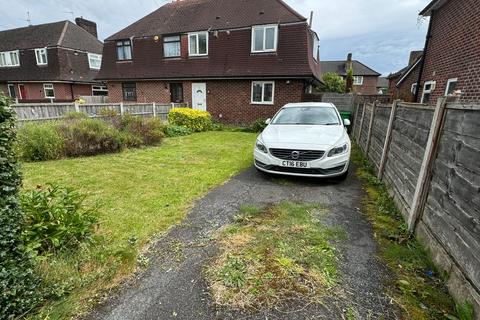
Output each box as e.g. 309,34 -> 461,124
357,102 -> 367,141
378,100 -> 399,180
152,102 -> 156,118
407,97 -> 448,233
365,101 -> 377,154
120,102 -> 124,115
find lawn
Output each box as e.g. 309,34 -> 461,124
22,131 -> 257,318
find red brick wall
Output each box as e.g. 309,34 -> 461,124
390,64 -> 421,102
418,0 -> 480,104
107,79 -> 305,123
352,76 -> 379,95
6,82 -> 93,102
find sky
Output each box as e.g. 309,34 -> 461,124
0,0 -> 431,76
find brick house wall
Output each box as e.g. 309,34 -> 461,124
352,76 -> 379,95
2,82 -> 93,102
418,0 -> 480,104
107,79 -> 305,123
389,65 -> 421,103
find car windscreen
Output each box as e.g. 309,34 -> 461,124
271,107 -> 340,125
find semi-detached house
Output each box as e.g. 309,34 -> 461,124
96,0 -> 321,124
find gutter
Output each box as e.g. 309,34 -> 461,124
414,9 -> 435,102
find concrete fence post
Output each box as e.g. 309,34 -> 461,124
74,102 -> 80,113
352,102 -> 360,135
357,102 -> 367,142
378,100 -> 399,180
120,102 -> 124,115
152,102 -> 156,118
365,101 -> 377,155
407,97 -> 448,233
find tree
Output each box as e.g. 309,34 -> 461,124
345,68 -> 354,93
320,72 -> 346,93
0,94 -> 41,318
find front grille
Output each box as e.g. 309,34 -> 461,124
269,149 -> 325,161
266,164 -> 345,175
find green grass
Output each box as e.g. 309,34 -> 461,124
21,131 -> 256,318
351,144 -> 474,320
207,202 -> 345,309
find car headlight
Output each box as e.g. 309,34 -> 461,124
256,140 -> 268,153
328,143 -> 348,157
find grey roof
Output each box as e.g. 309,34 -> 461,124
320,60 -> 380,76
377,77 -> 389,88
0,20 -> 102,53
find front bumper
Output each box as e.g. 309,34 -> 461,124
254,148 -> 350,178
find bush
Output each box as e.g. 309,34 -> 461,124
0,94 -> 41,318
16,122 -> 65,161
163,124 -> 193,137
320,72 -> 346,93
21,185 -> 99,256
116,115 -> 165,146
168,108 -> 212,132
246,118 -> 268,132
57,118 -> 124,157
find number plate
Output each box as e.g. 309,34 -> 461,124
281,161 -> 309,168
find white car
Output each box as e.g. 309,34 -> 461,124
254,102 -> 351,179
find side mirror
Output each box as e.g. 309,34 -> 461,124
343,118 -> 351,126
265,118 -> 271,125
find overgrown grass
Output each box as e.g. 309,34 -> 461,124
21,131 -> 256,318
351,144 -> 473,320
207,202 -> 345,309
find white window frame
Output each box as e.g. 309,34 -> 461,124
411,83 -> 417,94
88,53 -> 102,70
251,25 -> 278,53
43,83 -> 55,99
251,81 -> 275,105
353,76 -> 364,85
7,84 -> 15,98
421,80 -> 435,103
188,32 -> 209,57
312,33 -> 319,61
35,48 -> 48,65
163,35 -> 181,58
0,50 -> 20,67
445,78 -> 458,96
92,84 -> 108,95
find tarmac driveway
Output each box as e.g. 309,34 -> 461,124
87,166 -> 399,320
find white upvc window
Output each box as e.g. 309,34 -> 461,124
251,81 -> 275,105
163,35 -> 181,58
312,33 -> 319,61
43,83 -> 55,98
445,78 -> 458,96
353,76 -> 364,85
188,32 -> 208,56
421,80 -> 436,104
0,50 -> 20,67
88,53 -> 102,69
92,85 -> 108,96
251,25 -> 278,53
35,48 -> 48,65
7,84 -> 16,98
411,83 -> 417,94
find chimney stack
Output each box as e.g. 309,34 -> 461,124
408,50 -> 423,66
346,53 -> 353,71
75,17 -> 98,38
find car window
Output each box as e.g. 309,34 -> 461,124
271,107 -> 340,125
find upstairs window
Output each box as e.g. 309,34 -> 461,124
43,83 -> 55,98
0,50 -> 20,67
251,81 -> 275,104
117,40 -> 132,60
252,25 -> 278,53
35,48 -> 48,65
188,32 -> 208,56
353,76 -> 364,85
312,33 -> 319,61
445,78 -> 458,95
88,53 -> 102,69
122,82 -> 136,101
164,35 -> 181,58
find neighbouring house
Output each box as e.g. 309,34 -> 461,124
387,50 -> 423,102
320,54 -> 380,95
96,0 -> 321,124
0,18 -> 105,103
413,0 -> 480,104
377,77 -> 389,95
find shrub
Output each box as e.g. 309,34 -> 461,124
57,118 -> 124,157
16,122 -> 65,161
163,124 -> 193,137
64,111 -> 88,120
21,184 -> 99,256
320,72 -> 346,93
246,118 -> 268,132
116,115 -> 165,146
168,108 -> 212,132
0,94 -> 41,318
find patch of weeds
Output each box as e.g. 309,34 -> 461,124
351,144 -> 472,320
207,201 -> 344,309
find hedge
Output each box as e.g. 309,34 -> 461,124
168,108 -> 212,132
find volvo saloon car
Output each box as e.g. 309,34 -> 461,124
254,102 -> 351,179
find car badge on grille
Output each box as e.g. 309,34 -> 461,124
291,151 -> 300,160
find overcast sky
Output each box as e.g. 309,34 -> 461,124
0,0 -> 430,75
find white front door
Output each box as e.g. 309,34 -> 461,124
192,83 -> 207,111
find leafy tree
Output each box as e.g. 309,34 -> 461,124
0,94 -> 41,318
320,72 -> 346,93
